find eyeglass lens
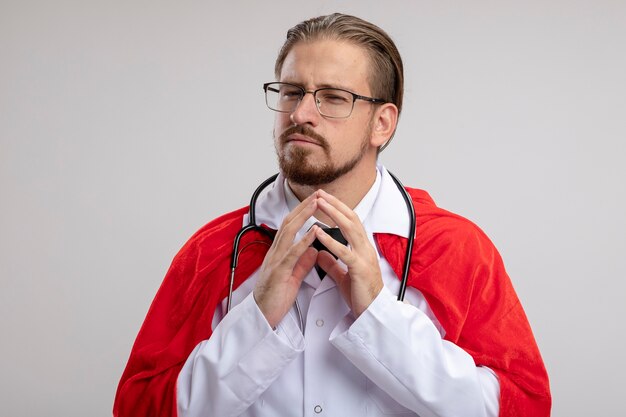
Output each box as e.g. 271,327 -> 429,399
265,83 -> 355,118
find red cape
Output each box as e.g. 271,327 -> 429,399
114,188 -> 551,416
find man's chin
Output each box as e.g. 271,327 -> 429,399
282,168 -> 325,186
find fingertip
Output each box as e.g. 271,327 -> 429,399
316,198 -> 329,210
318,189 -> 334,201
316,250 -> 339,280
317,249 -> 331,260
305,225 -> 320,242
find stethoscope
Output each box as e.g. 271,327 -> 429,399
227,171 -> 416,328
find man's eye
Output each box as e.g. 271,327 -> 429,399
282,90 -> 301,99
321,93 -> 349,104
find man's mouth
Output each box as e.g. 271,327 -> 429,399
286,133 -> 321,146
278,125 -> 329,152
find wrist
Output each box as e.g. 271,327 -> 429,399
252,289 -> 281,329
353,281 -> 384,317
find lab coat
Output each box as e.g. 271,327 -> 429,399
177,166 -> 500,417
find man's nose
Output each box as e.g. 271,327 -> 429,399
290,92 -> 320,126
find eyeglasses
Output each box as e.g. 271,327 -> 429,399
263,82 -> 386,119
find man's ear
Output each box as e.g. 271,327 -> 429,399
369,103 -> 399,148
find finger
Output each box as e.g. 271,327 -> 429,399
274,192 -> 317,239
314,226 -> 355,264
315,193 -> 368,248
287,191 -> 318,217
272,199 -> 318,253
279,224 -> 319,270
317,250 -> 347,282
292,246 -> 318,281
315,197 -> 352,231
316,189 -> 362,227
317,250 -> 351,306
317,189 -> 357,219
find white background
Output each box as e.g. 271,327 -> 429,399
1,1 -> 624,416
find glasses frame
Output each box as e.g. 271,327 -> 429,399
263,82 -> 387,119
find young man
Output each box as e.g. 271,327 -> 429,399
114,13 -> 551,417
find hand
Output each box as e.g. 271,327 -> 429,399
253,193 -> 320,328
314,189 -> 384,317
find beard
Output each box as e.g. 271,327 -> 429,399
275,124 -> 371,186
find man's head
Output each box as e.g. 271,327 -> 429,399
271,14 -> 403,187
275,13 -> 404,117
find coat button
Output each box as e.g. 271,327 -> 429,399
314,405 -> 323,413
316,319 -> 324,327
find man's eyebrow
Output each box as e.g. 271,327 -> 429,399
280,80 -> 356,92
317,82 -> 354,91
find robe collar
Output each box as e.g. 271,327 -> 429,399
250,165 -> 410,239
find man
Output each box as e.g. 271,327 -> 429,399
114,13 -> 551,417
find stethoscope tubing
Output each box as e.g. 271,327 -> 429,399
227,173 -> 278,312
227,171 -> 415,313
386,171 -> 415,302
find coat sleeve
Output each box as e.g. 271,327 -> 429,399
375,193 -> 551,417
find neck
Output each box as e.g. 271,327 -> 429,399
287,162 -> 378,226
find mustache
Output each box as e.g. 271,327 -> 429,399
278,125 -> 329,150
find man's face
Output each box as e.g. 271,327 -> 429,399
274,40 -> 378,186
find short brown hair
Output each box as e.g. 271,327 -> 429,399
274,13 -> 404,116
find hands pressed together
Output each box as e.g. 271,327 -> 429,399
253,189 -> 383,329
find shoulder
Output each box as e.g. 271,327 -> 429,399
172,206 -> 249,267
377,186 -> 502,290
406,187 -> 497,260
400,188 -> 515,341
187,206 -> 248,245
